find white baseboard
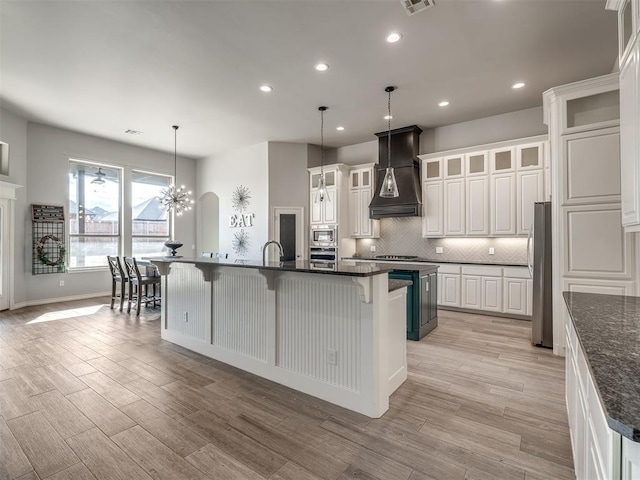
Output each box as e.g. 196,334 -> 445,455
11,291 -> 111,310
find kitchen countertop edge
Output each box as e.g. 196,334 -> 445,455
563,291 -> 640,442
344,257 -> 527,268
147,257 -> 393,277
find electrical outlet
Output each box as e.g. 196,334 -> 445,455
435,247 -> 443,254
183,312 -> 188,322
59,280 -> 64,287
327,349 -> 337,365
489,247 -> 495,255
370,245 -> 376,252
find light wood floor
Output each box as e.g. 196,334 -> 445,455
0,298 -> 573,480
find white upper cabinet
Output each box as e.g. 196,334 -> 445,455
490,173 -> 517,235
517,143 -> 544,171
490,147 -> 516,174
466,176 -> 489,236
308,164 -> 347,226
348,164 -> 379,238
620,45 -> 640,227
562,128 -> 621,206
423,181 -> 444,237
517,170 -> 544,234
610,0 -> 640,231
465,152 -> 488,177
444,155 -> 465,178
444,179 -> 465,236
423,158 -> 443,182
420,135 -> 547,238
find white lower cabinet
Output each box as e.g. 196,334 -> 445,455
441,273 -> 462,308
462,275 -> 482,309
566,316 -> 622,480
503,278 -> 527,316
622,437 -> 640,480
503,267 -> 532,316
432,264 -> 531,316
481,276 -> 503,312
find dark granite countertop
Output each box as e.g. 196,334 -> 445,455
344,257 -> 527,268
563,291 -> 640,442
147,257 -> 393,277
388,279 -> 413,292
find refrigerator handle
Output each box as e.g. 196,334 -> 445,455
526,223 -> 533,278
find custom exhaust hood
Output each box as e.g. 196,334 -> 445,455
369,125 -> 423,218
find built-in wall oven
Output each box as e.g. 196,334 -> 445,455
310,225 -> 337,247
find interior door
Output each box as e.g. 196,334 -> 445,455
272,207 -> 305,261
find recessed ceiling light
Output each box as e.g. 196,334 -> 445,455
512,82 -> 526,89
124,129 -> 143,135
386,32 -> 403,43
336,126 -> 345,131
314,63 -> 329,72
384,115 -> 393,120
259,85 -> 273,92
438,101 -> 450,107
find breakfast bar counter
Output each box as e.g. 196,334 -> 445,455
148,257 -> 404,418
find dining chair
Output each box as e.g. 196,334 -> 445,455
123,257 -> 161,316
107,256 -> 128,311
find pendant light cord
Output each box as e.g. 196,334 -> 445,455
387,89 -> 392,168
318,106 -> 327,175
173,125 -> 179,185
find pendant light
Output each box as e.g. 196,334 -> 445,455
159,125 -> 194,216
379,86 -> 399,198
91,167 -> 106,185
315,106 -> 330,204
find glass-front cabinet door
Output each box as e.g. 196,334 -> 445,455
490,148 -> 515,173
517,143 -> 544,170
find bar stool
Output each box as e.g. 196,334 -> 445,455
107,256 -> 128,311
123,257 -> 161,316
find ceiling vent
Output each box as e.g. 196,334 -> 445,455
401,0 -> 435,16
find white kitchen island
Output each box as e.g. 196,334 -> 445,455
149,258 -> 406,418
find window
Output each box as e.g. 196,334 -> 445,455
132,170 -> 171,258
68,161 -> 121,268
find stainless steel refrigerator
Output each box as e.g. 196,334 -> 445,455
529,201 -> 553,348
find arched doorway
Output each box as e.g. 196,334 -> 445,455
197,192 -> 219,255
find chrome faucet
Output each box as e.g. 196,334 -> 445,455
262,240 -> 284,265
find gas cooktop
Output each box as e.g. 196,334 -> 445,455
374,255 -> 419,261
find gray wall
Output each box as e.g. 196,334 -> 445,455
422,106 -> 546,153
0,108 -> 29,305
0,112 -> 198,307
268,141 -> 309,226
335,106 -> 546,166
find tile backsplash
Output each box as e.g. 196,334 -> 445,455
354,217 -> 528,265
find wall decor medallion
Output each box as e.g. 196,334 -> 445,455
35,234 -> 66,272
231,185 -> 251,212
232,228 -> 250,257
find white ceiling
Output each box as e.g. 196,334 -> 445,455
0,0 -> 618,160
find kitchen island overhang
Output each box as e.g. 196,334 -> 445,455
149,258 -> 406,418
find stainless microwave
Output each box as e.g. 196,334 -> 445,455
310,225 -> 337,246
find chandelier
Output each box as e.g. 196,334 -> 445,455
159,125 -> 194,216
